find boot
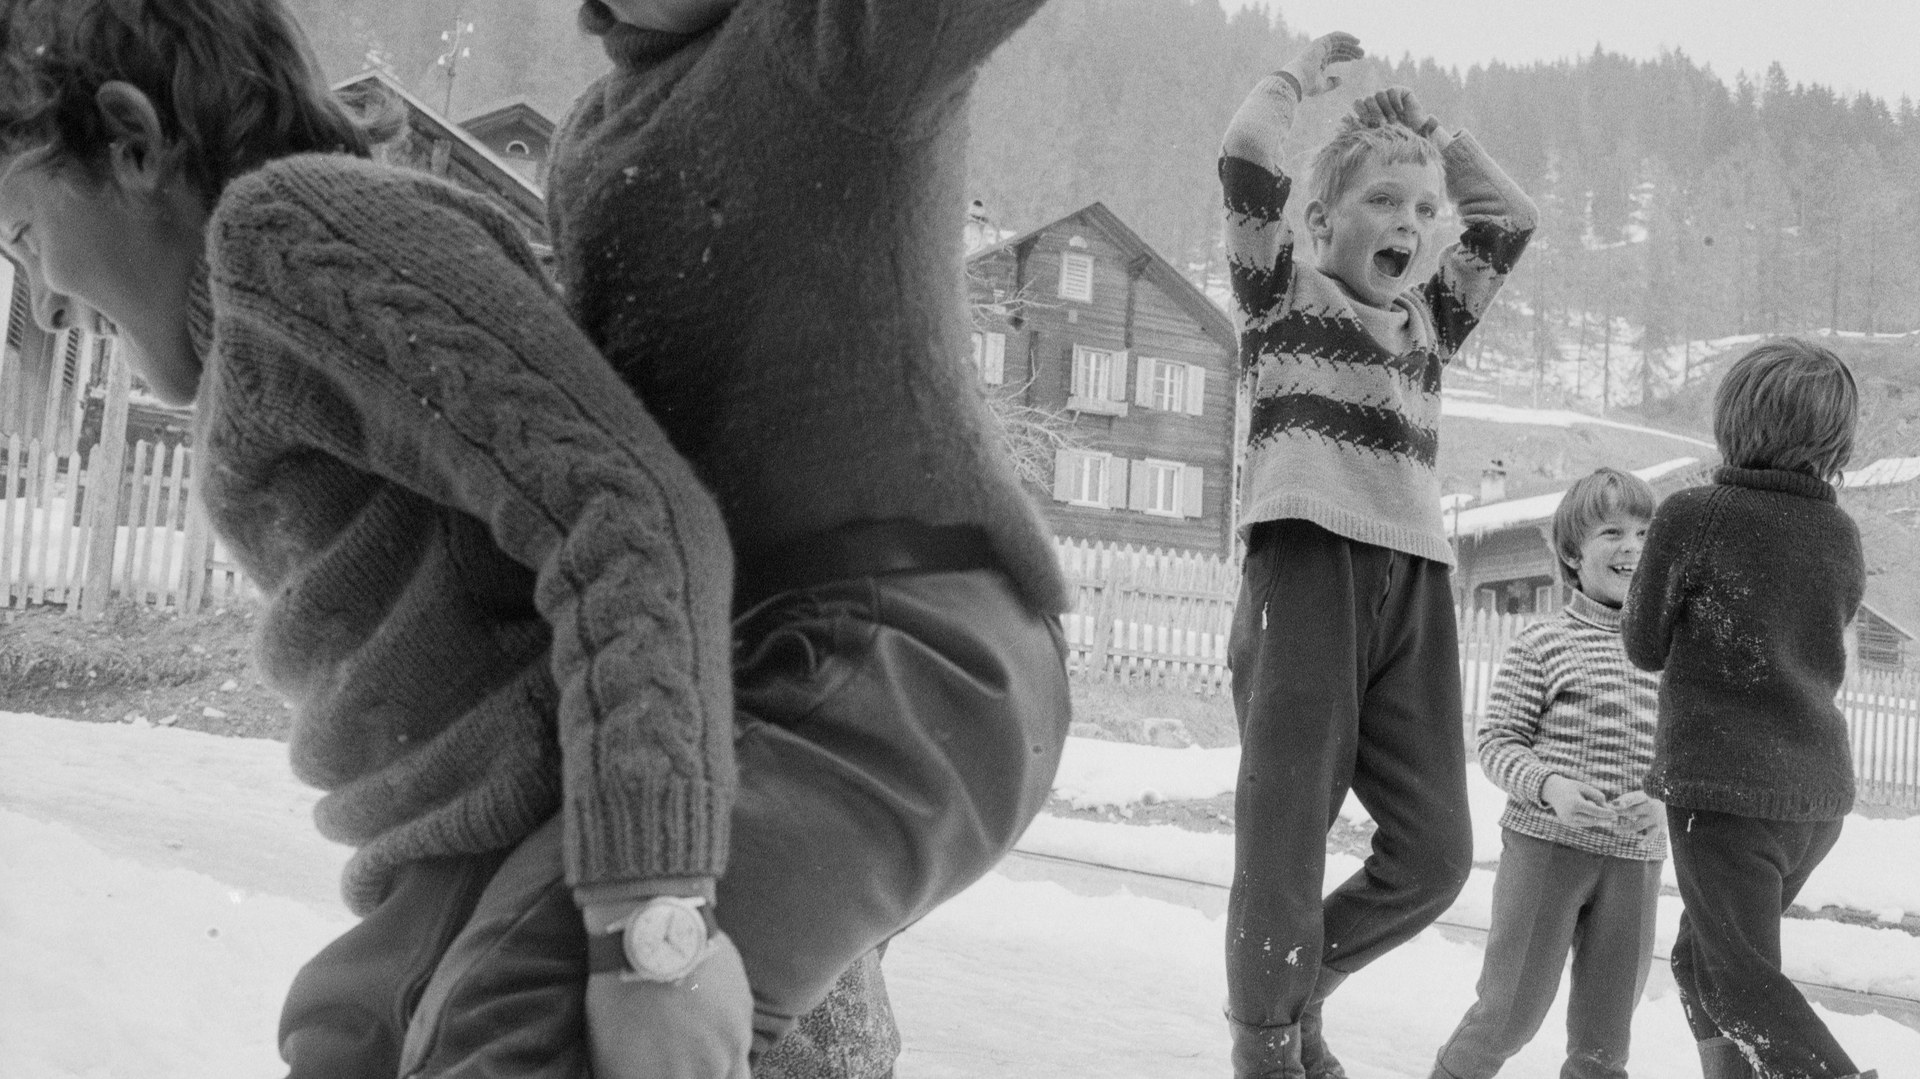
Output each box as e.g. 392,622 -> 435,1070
1299,969 -> 1348,1079
1697,1037 -> 1753,1079
1228,1014 -> 1305,1079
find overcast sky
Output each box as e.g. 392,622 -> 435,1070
1230,0 -> 1920,106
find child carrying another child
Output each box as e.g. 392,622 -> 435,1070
1431,468 -> 1666,1079
547,0 -> 1075,1073
1624,339 -> 1877,1079
0,2 -> 755,1075
1218,30 -> 1536,1079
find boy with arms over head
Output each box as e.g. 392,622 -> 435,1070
1218,31 -> 1537,1079
1431,467 -> 1666,1079
0,1 -> 756,1076
546,0 -> 1073,1072
1624,339 -> 1877,1079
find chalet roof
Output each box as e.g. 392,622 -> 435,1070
458,97 -> 557,142
1449,457 -> 1704,538
330,69 -> 544,226
969,202 -> 1237,354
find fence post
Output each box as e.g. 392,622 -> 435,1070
80,343 -> 131,618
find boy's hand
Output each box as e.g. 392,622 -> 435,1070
1282,32 -> 1365,98
1541,774 -> 1618,829
1611,791 -> 1666,838
1353,86 -> 1433,135
587,930 -> 753,1078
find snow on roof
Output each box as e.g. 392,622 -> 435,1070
1440,396 -> 1714,448
1844,457 -> 1920,489
1448,457 -> 1700,536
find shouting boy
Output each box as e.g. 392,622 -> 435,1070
1217,31 -> 1537,1079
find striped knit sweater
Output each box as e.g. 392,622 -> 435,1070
1478,590 -> 1666,862
195,154 -> 736,914
1220,77 -> 1536,564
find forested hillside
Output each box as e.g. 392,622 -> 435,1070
290,0 -> 1920,412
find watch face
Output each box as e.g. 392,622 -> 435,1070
624,901 -> 708,979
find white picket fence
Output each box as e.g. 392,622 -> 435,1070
1056,536 -> 1920,810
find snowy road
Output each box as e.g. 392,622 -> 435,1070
5,712 -> 1918,1078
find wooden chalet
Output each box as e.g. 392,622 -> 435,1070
458,98 -> 557,190
967,203 -> 1239,557
332,69 -> 550,250
1448,457 -> 1711,615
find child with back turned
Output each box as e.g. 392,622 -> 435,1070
0,2 -> 756,1076
1623,338 -> 1876,1079
1218,30 -> 1537,1079
1430,467 -> 1666,1079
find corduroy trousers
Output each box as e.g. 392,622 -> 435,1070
278,565 -> 1068,1078
1431,830 -> 1663,1079
1667,807 -> 1860,1079
1225,519 -> 1475,1032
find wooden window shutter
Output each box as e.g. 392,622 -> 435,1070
1184,365 -> 1206,416
1052,449 -> 1077,502
983,332 -> 1006,385
971,331 -> 984,371
1104,456 -> 1127,508
1127,458 -> 1152,510
1109,351 -> 1130,402
1058,253 -> 1094,302
1134,354 -> 1156,406
5,272 -> 26,350
1181,465 -> 1204,517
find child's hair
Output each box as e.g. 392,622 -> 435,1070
1713,337 -> 1858,481
1307,115 -> 1443,219
1552,467 -> 1656,586
0,0 -> 369,203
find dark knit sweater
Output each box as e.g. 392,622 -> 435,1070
543,0 -> 1068,615
195,154 -> 737,913
1622,467 -> 1864,820
1478,590 -> 1665,862
1220,77 -> 1536,564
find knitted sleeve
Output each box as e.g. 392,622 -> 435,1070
1623,488 -> 1708,673
1477,633 -> 1557,809
1419,131 -> 1537,359
750,0 -> 1048,132
208,158 -> 737,892
1220,75 -> 1303,370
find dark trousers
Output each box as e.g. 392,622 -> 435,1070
1667,807 -> 1858,1078
1433,831 -> 1662,1079
1225,519 -> 1474,1029
279,565 -> 1069,1078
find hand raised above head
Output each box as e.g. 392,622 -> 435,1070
1282,32 -> 1365,98
1354,86 -> 1433,135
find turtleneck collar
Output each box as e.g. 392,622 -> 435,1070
1565,587 -> 1622,631
1714,465 -> 1836,503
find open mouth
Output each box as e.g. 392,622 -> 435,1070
1372,245 -> 1411,278
1609,562 -> 1636,579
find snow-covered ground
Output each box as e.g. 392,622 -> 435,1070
4,713 -> 1917,1078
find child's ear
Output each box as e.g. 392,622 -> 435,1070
1303,199 -> 1331,245
93,82 -> 175,194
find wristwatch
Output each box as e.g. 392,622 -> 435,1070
587,895 -> 720,982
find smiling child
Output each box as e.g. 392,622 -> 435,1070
1217,31 -> 1537,1079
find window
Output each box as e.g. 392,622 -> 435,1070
1126,458 -> 1205,518
1134,356 -> 1208,415
505,139 -> 531,156
1051,449 -> 1121,507
971,330 -> 1006,386
1068,346 -> 1128,415
1058,252 -> 1094,302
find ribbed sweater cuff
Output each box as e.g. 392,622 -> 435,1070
567,777 -> 731,886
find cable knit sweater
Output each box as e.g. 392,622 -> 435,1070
1622,467 -> 1864,821
194,153 -> 736,914
1478,590 -> 1665,862
1220,76 -> 1536,564
544,0 -> 1067,614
